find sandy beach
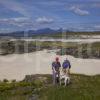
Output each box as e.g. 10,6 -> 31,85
11,38 -> 100,43
0,50 -> 100,81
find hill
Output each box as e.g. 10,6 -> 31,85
0,28 -> 100,38
0,28 -> 62,38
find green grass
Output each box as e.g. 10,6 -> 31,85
39,74 -> 100,100
0,74 -> 100,100
0,81 -> 36,100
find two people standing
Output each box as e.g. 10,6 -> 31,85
52,57 -> 71,85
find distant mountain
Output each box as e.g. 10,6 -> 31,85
0,31 -> 25,38
1,28 -> 100,39
0,28 -> 63,38
28,28 -> 63,34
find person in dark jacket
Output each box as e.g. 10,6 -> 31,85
52,57 -> 61,85
62,58 -> 71,75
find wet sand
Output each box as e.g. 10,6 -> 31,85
0,50 -> 100,81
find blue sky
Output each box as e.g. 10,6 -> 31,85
0,0 -> 100,32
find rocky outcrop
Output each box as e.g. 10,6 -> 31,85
23,74 -> 52,85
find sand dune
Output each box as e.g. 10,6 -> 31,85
0,50 -> 100,81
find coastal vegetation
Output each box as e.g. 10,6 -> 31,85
0,39 -> 100,59
0,74 -> 100,100
32,31 -> 100,39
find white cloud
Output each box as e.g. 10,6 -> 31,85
94,25 -> 100,29
0,17 -> 34,27
0,17 -> 29,22
70,6 -> 89,16
36,17 -> 54,24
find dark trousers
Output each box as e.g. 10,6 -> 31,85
52,70 -> 60,85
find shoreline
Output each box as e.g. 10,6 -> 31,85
0,50 -> 100,81
11,38 -> 100,43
